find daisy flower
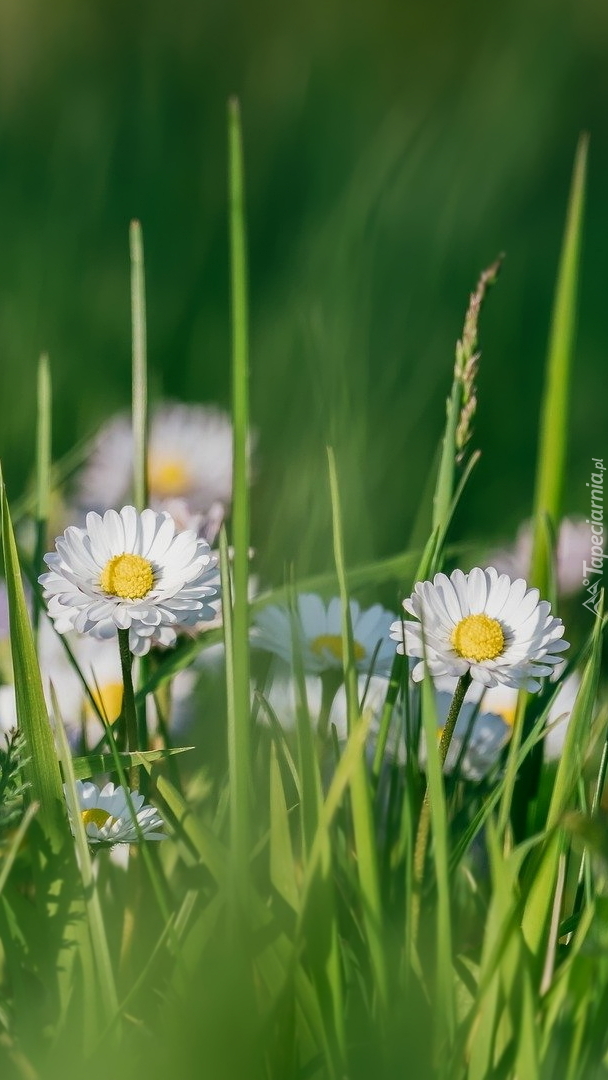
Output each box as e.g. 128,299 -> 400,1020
253,594 -> 397,677
39,505 -> 218,656
68,780 -> 166,845
488,516 -> 590,599
76,403 -> 241,542
391,566 -> 569,691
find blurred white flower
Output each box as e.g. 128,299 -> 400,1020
67,780 -> 166,845
488,516 -> 590,598
391,567 -> 569,692
260,664 -> 389,740
253,594 -> 397,677
40,506 -> 218,656
76,403 -> 242,543
543,672 -> 581,760
0,616 -> 195,748
261,664 -> 509,780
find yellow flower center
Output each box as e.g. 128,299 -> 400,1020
451,613 -> 505,663
86,681 -> 124,724
99,553 -> 154,600
81,808 -> 112,829
148,455 -> 190,498
310,634 -> 366,662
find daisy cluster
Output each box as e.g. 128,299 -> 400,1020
251,567 -> 572,780
0,394 -> 581,851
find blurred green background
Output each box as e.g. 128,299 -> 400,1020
0,0 -> 606,581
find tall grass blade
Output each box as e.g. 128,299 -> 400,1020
227,96 -> 252,881
51,686 -> 119,1031
529,134 -> 589,591
521,604 -> 604,958
33,352 -> 51,636
130,219 -> 148,513
0,468 -> 67,847
327,447 -> 388,1012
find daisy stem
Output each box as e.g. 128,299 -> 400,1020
118,628 -> 139,788
410,671 -> 471,941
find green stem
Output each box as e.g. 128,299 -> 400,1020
118,629 -> 139,789
411,672 -> 471,940
317,670 -> 342,743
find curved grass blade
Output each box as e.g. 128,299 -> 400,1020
0,467 -> 67,848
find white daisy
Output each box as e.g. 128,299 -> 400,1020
391,566 -> 569,692
68,780 -> 166,845
253,594 -> 397,677
488,516 -> 590,599
39,506 -> 219,656
76,403 -> 240,542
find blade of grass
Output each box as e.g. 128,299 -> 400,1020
71,746 -> 192,780
0,803 -> 39,895
327,447 -> 388,1013
130,219 -> 150,764
521,605 -> 604,959
130,219 -> 148,514
529,134 -> 589,592
227,96 -> 252,887
51,685 -> 119,1031
33,353 -> 51,638
0,467 -> 67,848
419,670 -> 455,1052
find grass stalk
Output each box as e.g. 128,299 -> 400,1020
227,96 -> 252,887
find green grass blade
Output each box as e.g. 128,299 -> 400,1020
33,352 -> 51,637
0,468 -> 67,848
521,606 -> 604,958
51,685 -> 119,1030
529,134 -> 589,591
420,670 -> 455,1050
130,219 -> 148,513
269,741 -> 299,911
327,447 -> 388,1012
71,746 -> 192,780
227,97 -> 252,881
0,803 -> 39,895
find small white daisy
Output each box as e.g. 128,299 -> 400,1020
391,566 -> 569,691
76,403 -> 241,542
488,516 -> 590,599
253,594 -> 397,676
68,780 -> 166,845
39,506 -> 219,656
